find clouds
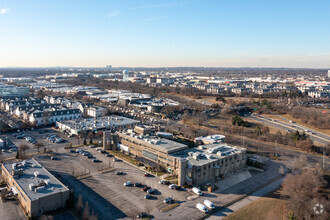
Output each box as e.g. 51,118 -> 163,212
0,8 -> 10,14
107,10 -> 122,18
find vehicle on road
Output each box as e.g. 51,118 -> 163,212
204,200 -> 215,209
196,203 -> 208,213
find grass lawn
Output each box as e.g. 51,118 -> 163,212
225,197 -> 286,220
225,188 -> 287,220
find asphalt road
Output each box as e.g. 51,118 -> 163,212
248,115 -> 330,145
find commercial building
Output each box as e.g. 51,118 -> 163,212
107,130 -> 246,186
174,144 -> 246,186
1,158 -> 70,218
57,115 -> 139,135
115,131 -> 188,172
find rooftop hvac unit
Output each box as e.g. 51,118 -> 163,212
29,183 -> 35,191
44,180 -> 50,186
35,186 -> 45,193
34,171 -> 40,177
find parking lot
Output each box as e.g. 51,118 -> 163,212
1,128 -> 287,220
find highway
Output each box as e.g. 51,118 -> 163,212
248,115 -> 330,146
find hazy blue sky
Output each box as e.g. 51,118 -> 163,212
0,0 -> 329,68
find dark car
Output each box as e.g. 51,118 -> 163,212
144,173 -> 152,177
142,186 -> 151,192
106,153 -> 113,157
134,182 -> 141,187
93,159 -> 101,163
137,212 -> 148,219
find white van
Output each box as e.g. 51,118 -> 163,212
192,187 -> 202,196
204,200 -> 215,209
196,203 -> 208,213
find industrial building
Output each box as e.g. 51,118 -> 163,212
1,158 -> 70,218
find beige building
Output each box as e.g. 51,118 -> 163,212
105,130 -> 246,186
1,158 -> 70,218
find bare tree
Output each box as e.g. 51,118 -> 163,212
19,144 -> 30,159
76,194 -> 83,214
34,142 -> 44,153
82,201 -> 90,220
281,165 -> 328,219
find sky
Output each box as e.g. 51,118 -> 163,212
0,0 -> 329,68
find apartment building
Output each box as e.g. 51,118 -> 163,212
1,158 -> 70,218
28,108 -> 81,126
87,106 -> 107,117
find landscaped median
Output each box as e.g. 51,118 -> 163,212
160,203 -> 180,213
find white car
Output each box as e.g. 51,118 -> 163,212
169,184 -> 177,189
124,181 -> 133,186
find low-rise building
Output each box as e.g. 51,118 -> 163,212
57,115 -> 139,135
1,158 -> 70,218
174,144 -> 246,186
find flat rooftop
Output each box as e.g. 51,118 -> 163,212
2,158 -> 69,201
172,143 -> 245,166
57,115 -> 139,130
119,132 -> 188,154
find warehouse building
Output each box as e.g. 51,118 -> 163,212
1,158 -> 70,218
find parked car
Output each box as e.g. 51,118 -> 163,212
142,186 -> 151,192
164,196 -> 174,204
196,203 -> 208,213
134,182 -> 141,187
124,181 -> 133,186
192,187 -> 202,196
169,184 -> 177,189
93,159 -> 101,163
144,173 -> 152,177
159,179 -> 170,185
147,189 -> 155,194
144,194 -> 151,199
113,158 -> 119,162
115,171 -> 123,175
136,212 -> 148,219
204,200 -> 215,209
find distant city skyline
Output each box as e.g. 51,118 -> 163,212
0,0 -> 330,68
